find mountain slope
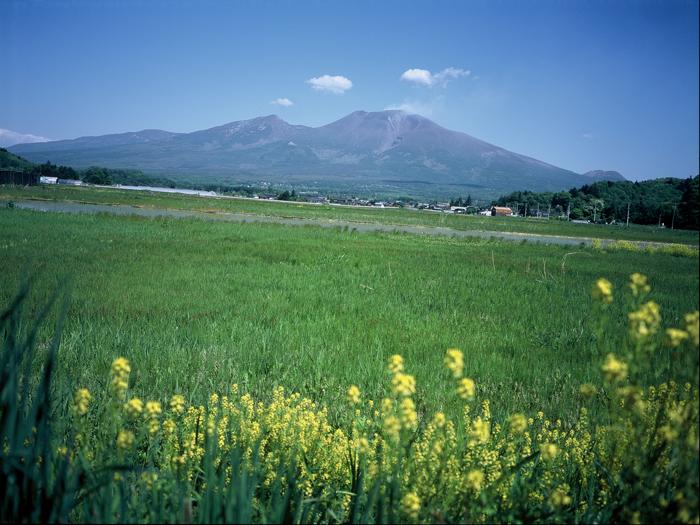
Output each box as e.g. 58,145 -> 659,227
10,111 -> 621,198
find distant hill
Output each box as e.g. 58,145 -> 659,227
10,111 -> 625,199
0,148 -> 35,171
582,170 -> 626,182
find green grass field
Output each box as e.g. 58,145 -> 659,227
1,205 -> 697,425
1,203 -> 699,523
3,184 -> 699,245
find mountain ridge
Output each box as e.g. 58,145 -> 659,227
9,111 -> 624,198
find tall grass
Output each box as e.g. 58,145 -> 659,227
1,207 -> 698,427
1,276 -> 698,523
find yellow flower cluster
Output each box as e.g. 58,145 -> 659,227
444,348 -> 464,378
145,401 -> 162,435
116,429 -> 135,451
457,377 -> 476,401
602,354 -> 628,383
347,385 -> 361,405
509,413 -> 528,434
111,357 -> 131,400
391,372 -> 416,397
169,394 -> 186,414
629,272 -> 651,297
73,388 -> 91,416
540,443 -> 558,461
666,328 -> 689,348
628,301 -> 661,340
61,283 -> 699,525
124,398 -> 143,418
388,354 -> 404,374
445,349 -> 477,402
401,492 -> 421,520
592,278 -> 613,304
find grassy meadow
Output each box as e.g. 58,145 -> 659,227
0,205 -> 697,422
2,183 -> 699,245
1,203 -> 698,523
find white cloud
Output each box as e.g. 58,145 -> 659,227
582,133 -> 594,139
270,97 -> 294,107
400,67 -> 470,87
383,100 -> 435,117
306,74 -> 353,94
0,128 -> 49,147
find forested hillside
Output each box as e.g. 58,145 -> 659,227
493,176 -> 699,230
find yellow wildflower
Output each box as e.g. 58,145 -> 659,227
116,429 -> 135,451
540,443 -> 558,461
388,354 -> 404,375
399,397 -> 418,429
666,328 -> 689,348
602,354 -> 628,383
169,394 -> 186,414
628,301 -> 661,340
145,401 -> 162,418
401,492 -> 421,520
444,348 -> 464,378
629,273 -> 651,297
347,385 -> 361,405
592,278 -> 613,304
469,417 -> 490,444
685,311 -> 699,346
509,413 -> 528,434
110,357 -> 131,399
124,398 -> 144,418
383,415 -> 401,442
433,411 -> 446,428
457,377 -> 476,401
73,388 -> 91,416
550,485 -> 572,507
391,373 -> 416,397
163,419 -> 176,435
466,469 -> 485,492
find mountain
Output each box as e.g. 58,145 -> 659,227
9,111 -> 623,198
581,170 -> 626,182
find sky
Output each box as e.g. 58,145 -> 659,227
1,0 -> 698,181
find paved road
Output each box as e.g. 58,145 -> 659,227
5,198 -> 692,250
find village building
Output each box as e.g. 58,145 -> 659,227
491,206 -> 513,216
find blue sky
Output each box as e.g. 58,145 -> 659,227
1,0 -> 698,181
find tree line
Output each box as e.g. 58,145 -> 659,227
491,177 -> 699,230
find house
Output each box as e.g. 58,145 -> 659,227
57,178 -> 83,186
451,206 -> 468,214
40,176 -> 58,184
491,206 -> 513,217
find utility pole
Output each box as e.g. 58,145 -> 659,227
536,202 -> 540,218
626,202 -> 630,227
547,203 -> 551,220
593,203 -> 597,224
566,201 -> 571,221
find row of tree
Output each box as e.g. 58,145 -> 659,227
490,176 -> 699,230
